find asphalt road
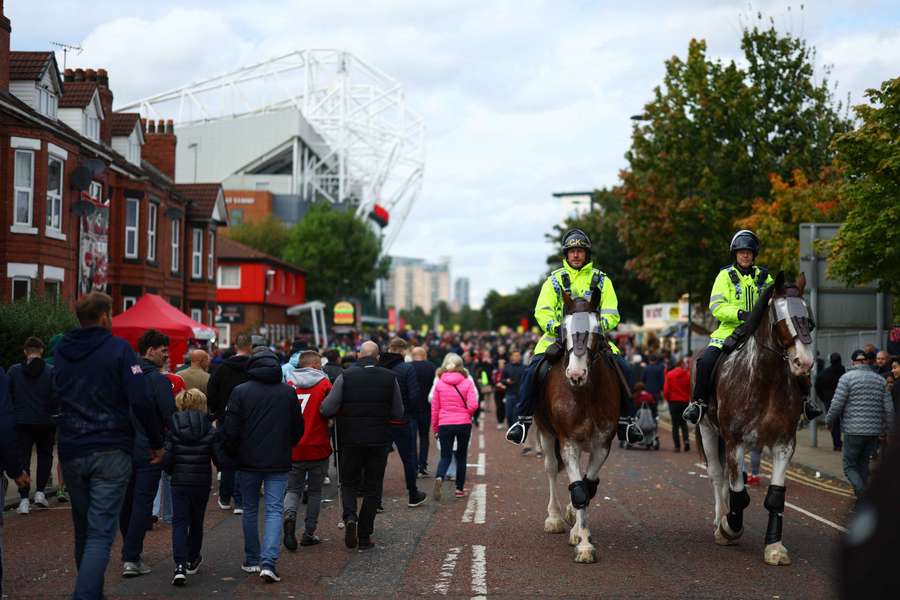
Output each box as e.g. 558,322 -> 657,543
2,418 -> 852,599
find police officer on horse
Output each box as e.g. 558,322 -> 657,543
505,228 -> 643,445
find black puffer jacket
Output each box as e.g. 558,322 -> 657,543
162,411 -> 222,487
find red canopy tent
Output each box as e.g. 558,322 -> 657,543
112,294 -> 216,371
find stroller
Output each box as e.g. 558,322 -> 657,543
623,400 -> 660,450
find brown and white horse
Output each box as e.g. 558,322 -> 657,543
534,292 -> 620,563
697,271 -> 814,565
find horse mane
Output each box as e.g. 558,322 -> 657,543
743,281 -> 777,340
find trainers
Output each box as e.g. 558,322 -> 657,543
16,498 -> 30,515
260,567 -> 281,583
433,477 -> 443,502
300,532 -> 321,546
376,503 -> 385,513
683,400 -> 705,424
505,418 -> 531,445
186,555 -> 203,575
217,498 -> 232,510
496,423 -> 505,430
408,490 -> 428,507
454,489 -> 467,498
123,560 -> 151,577
233,507 -> 244,515
56,486 -> 69,503
241,564 -> 261,573
323,475 -> 331,485
344,517 -> 358,549
283,517 -> 298,551
746,474 -> 761,486
358,537 -> 375,550
172,564 -> 187,586
33,491 -> 49,508
417,467 -> 429,478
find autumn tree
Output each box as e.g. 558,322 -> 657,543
222,215 -> 290,259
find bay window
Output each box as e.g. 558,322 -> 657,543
14,150 -> 34,227
124,198 -> 139,258
46,156 -> 63,233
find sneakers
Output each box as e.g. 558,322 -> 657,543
56,486 -> 69,503
408,490 -> 428,507
123,560 -> 152,577
16,498 -> 30,515
683,400 -> 705,424
186,556 -> 203,575
217,498 -> 232,510
433,477 -> 443,502
344,517 -> 358,549
746,474 -> 761,486
454,489 -> 467,498
241,564 -> 261,573
323,475 -> 331,485
172,564 -> 187,586
358,537 -> 375,550
233,507 -> 244,515
33,491 -> 49,508
300,532 -> 321,546
417,467 -> 429,478
496,423 -> 505,430
283,517 -> 298,551
376,502 -> 385,513
260,567 -> 281,583
505,417 -> 532,445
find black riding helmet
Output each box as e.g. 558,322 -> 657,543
729,229 -> 760,258
562,228 -> 592,261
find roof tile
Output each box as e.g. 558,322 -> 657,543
176,183 -> 224,222
9,51 -> 53,81
217,236 -> 306,274
110,112 -> 141,137
58,81 -> 98,108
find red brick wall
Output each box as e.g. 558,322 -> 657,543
142,119 -> 176,180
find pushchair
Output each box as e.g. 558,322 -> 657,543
623,401 -> 660,450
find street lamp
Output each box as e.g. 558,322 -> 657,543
261,269 -> 275,339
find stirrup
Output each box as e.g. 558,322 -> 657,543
505,418 -> 531,446
802,399 -> 823,421
683,400 -> 706,424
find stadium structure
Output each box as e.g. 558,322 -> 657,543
118,50 -> 425,251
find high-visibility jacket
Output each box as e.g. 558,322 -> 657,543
533,260 -> 620,356
708,264 -> 774,348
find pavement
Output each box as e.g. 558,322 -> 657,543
1,410 -> 852,599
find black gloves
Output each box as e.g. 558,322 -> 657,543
737,310 -> 748,322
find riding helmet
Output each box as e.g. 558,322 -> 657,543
562,228 -> 592,258
729,229 -> 760,257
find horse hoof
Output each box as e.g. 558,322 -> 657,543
574,545 -> 597,564
714,523 -> 740,546
544,516 -> 566,534
564,504 -> 576,526
764,542 -> 792,566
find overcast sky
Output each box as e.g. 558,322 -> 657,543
11,1 -> 900,306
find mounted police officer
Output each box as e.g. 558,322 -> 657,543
683,230 -> 822,424
505,228 -> 643,446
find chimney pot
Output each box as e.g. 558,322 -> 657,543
147,120 -> 156,134
84,68 -> 96,81
73,68 -> 85,81
165,119 -> 174,134
64,68 -> 74,82
97,68 -> 108,87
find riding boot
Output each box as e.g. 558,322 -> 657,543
506,416 -> 532,445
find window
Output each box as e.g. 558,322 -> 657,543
191,308 -> 203,323
230,209 -> 244,225
128,141 -> 140,165
44,280 -> 60,301
123,296 -> 137,311
216,324 -> 231,348
14,150 -> 34,226
191,227 -> 203,278
170,219 -> 180,273
217,265 -> 240,288
46,156 -> 63,233
147,203 -> 158,261
124,198 -> 139,258
37,87 -> 58,118
11,277 -> 30,301
89,181 -> 102,201
207,231 -> 215,281
85,114 -> 100,141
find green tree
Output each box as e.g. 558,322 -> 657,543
828,77 -> 900,304
223,215 -> 290,259
546,189 -> 658,321
283,203 -> 389,304
0,296 -> 78,369
481,281 -> 543,330
620,16 -> 850,301
400,306 -> 428,330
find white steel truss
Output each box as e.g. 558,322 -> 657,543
120,50 -> 425,252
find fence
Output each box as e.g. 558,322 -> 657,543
814,330 -> 888,364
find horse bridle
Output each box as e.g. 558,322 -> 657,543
761,293 -> 814,361
559,303 -> 604,362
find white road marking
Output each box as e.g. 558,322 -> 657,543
433,546 -> 462,595
477,452 -> 486,476
478,418 -> 484,432
462,483 -> 487,524
479,434 -> 485,450
471,544 -> 487,599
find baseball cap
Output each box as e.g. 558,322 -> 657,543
850,349 -> 867,362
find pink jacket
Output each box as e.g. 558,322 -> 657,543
431,371 -> 478,432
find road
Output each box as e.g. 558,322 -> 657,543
3,418 -> 851,599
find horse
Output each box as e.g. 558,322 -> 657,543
534,291 -> 620,563
697,271 -> 815,566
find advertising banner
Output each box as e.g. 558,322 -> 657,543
78,189 -> 109,296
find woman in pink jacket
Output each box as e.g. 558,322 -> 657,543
431,353 -> 479,500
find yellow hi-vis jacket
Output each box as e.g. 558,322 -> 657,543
533,260 -> 621,356
708,264 -> 774,348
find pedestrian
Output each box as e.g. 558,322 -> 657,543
120,329 -> 177,578
663,356 -> 691,452
223,347 -> 303,583
8,336 -> 56,513
891,357 -> 900,417
322,349 -> 344,383
815,352 -> 846,451
875,350 -> 891,379
431,353 -> 479,500
378,337 -> 428,507
153,371 -> 185,527
320,341 -> 403,551
162,389 -> 222,586
44,332 -> 69,504
179,350 -> 211,394
53,292 -> 164,600
282,351 -> 333,550
0,366 -> 30,598
633,382 -> 656,419
641,354 -> 665,407
501,351 -> 525,429
825,349 -> 895,498
410,346 -> 437,477
473,350 -> 494,430
493,358 -> 507,430
206,333 -> 253,513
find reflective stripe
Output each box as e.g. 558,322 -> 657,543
538,306 -> 552,312
550,276 -> 562,297
600,309 -> 619,316
710,301 -> 724,311
709,294 -> 725,302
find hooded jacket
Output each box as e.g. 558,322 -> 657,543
162,410 -> 222,487
133,357 -> 177,466
379,352 -> 424,418
431,371 -> 478,431
0,368 -> 23,478
7,357 -> 56,425
53,327 -> 161,460
223,349 -> 303,473
284,367 -> 333,462
206,353 -> 251,422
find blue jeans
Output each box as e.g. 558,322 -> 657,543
842,434 -> 880,498
62,449 -> 132,600
219,468 -> 243,507
171,485 -> 209,566
390,421 -> 420,498
153,472 -> 173,523
436,424 -> 472,490
119,464 -> 163,563
239,471 -> 288,570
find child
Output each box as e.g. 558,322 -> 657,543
633,382 -> 657,419
163,389 -> 222,586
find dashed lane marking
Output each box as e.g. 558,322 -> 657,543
479,434 -> 485,450
471,544 -> 487,599
477,452 -> 486,476
462,483 -> 487,524
433,546 -> 462,595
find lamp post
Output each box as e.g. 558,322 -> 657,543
261,269 -> 275,339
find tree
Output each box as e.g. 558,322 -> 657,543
282,203 -> 389,304
222,215 -> 290,259
546,189 -> 658,321
827,77 -> 900,303
481,281 -> 543,330
735,166 -> 849,275
619,16 -> 850,301
0,296 -> 78,369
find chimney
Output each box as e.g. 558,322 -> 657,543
64,68 -> 74,82
143,117 -> 177,180
90,67 -> 114,144
73,68 -> 85,81
0,1 -> 11,92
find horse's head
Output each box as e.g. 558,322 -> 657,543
769,271 -> 815,377
560,291 -> 603,387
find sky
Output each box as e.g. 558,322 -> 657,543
10,0 -> 900,307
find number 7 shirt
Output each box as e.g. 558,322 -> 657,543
284,368 -> 334,462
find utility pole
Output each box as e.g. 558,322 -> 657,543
50,42 -> 83,70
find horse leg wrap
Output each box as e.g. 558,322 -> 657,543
726,488 -> 750,534
582,475 -> 599,500
764,485 -> 786,545
568,480 -> 590,509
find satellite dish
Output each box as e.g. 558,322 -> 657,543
70,166 -> 92,191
